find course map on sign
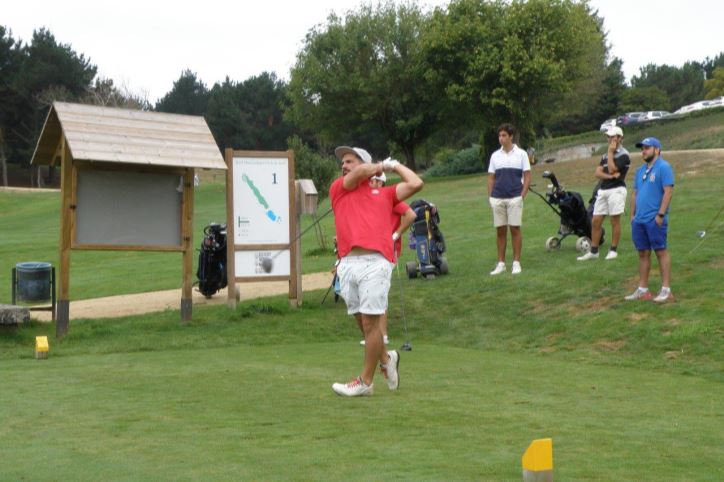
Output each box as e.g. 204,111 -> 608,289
242,174 -> 280,222
232,156 -> 289,245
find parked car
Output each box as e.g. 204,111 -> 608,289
641,111 -> 671,121
674,98 -> 724,115
616,112 -> 646,126
599,118 -> 617,132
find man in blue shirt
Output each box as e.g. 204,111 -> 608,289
625,137 -> 675,302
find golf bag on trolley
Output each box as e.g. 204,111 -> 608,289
405,199 -> 449,279
196,223 -> 228,298
532,171 -> 604,253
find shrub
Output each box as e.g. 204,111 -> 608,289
287,136 -> 338,200
425,145 -> 485,177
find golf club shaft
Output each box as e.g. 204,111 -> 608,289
265,206 -> 333,263
394,252 -> 410,344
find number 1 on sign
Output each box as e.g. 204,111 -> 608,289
272,173 -> 278,185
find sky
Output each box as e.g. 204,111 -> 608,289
3,0 -> 723,103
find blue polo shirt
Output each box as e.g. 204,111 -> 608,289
633,157 -> 675,223
488,144 -> 531,198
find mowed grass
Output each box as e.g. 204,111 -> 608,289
1,146 -> 723,480
1,342 -> 721,481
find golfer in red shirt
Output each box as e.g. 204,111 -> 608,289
330,146 -> 423,397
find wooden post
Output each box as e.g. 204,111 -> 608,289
56,137 -> 72,338
288,150 -> 300,307
225,148 -> 237,309
180,168 -> 194,322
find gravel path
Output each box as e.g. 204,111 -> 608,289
32,272 -> 333,321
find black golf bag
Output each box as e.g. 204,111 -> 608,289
405,199 -> 449,279
196,223 -> 228,298
532,171 -> 604,252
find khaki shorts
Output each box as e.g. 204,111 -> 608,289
337,253 -> 393,315
490,196 -> 524,227
593,186 -> 626,216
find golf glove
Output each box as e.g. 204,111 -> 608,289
392,232 -> 400,241
382,158 -> 400,172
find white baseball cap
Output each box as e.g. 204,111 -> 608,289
605,126 -> 624,137
334,146 -> 372,163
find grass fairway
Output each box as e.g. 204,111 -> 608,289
1,342 -> 721,481
1,145 -> 723,479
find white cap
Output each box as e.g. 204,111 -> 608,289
370,172 -> 386,183
334,146 -> 372,163
605,126 -> 624,137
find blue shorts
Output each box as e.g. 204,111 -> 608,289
631,219 -> 668,251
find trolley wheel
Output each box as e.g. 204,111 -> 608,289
545,237 -> 561,251
439,257 -> 449,275
576,236 -> 592,253
406,261 -> 418,279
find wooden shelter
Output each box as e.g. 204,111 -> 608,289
31,101 -> 226,337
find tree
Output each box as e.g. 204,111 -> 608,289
423,0 -> 607,153
631,62 -> 705,111
702,52 -> 724,79
0,27 -> 96,186
205,72 -> 292,151
618,86 -> 670,112
0,26 -> 21,185
704,67 -> 724,99
155,69 -> 209,115
84,77 -> 150,110
288,1 -> 441,170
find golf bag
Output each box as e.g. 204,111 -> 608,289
405,199 -> 449,279
532,171 -> 604,252
196,223 -> 228,298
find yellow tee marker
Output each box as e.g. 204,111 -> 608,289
522,438 -> 553,482
35,336 -> 49,359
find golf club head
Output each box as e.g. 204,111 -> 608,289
260,257 -> 273,273
400,341 -> 412,351
696,230 -> 706,238
542,170 -> 552,179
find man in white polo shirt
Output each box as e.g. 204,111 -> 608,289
487,123 -> 531,275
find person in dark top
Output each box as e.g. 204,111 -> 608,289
578,126 -> 631,261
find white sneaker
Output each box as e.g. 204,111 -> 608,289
605,251 -> 618,260
332,377 -> 374,397
511,261 -> 522,275
653,288 -> 675,303
577,251 -> 599,261
380,350 -> 399,390
360,336 -> 389,346
490,262 -> 506,275
624,288 -> 652,301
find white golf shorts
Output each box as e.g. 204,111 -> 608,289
490,196 -> 524,227
593,186 -> 627,216
337,253 -> 393,315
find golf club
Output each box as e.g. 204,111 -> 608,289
394,251 -> 412,351
688,205 -> 723,254
259,206 -> 333,273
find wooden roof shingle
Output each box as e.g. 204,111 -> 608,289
31,101 -> 226,170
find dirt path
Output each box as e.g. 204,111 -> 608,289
32,272 -> 333,321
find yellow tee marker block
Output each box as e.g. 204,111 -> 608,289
522,438 -> 553,482
35,336 -> 49,359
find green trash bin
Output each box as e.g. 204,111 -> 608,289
15,262 -> 53,303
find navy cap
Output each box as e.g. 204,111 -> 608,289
635,137 -> 662,149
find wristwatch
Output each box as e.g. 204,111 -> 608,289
657,213 -> 665,218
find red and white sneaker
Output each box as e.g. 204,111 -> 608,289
653,288 -> 675,303
332,377 -> 373,397
624,288 -> 652,301
379,350 -> 400,390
